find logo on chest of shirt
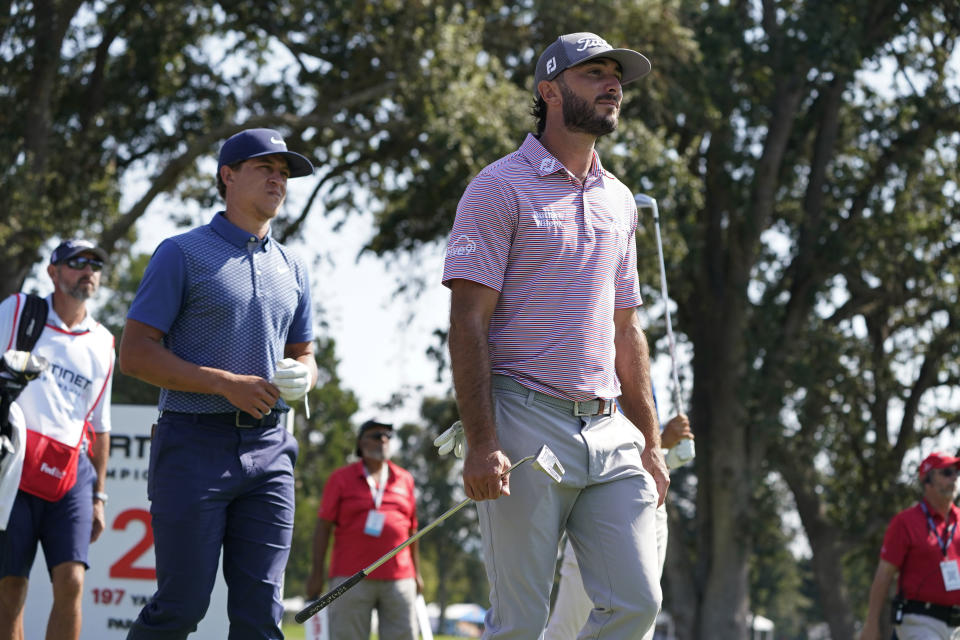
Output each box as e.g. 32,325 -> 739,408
447,234 -> 477,257
532,208 -> 566,229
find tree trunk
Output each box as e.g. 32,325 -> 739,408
691,272 -> 752,639
779,458 -> 857,639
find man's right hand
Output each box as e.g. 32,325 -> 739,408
463,442 -> 512,501
305,571 -> 325,600
219,373 -> 280,418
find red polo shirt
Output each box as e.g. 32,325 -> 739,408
881,498 -> 960,605
319,460 -> 418,580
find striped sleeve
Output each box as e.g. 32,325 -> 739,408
442,172 -> 517,291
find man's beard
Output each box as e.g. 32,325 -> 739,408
559,82 -> 618,136
66,281 -> 96,301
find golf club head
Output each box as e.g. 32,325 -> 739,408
634,193 -> 659,218
531,445 -> 565,483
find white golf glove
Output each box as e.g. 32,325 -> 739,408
664,438 -> 695,469
271,358 -> 312,402
434,420 -> 465,458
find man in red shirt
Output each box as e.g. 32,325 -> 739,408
861,452 -> 960,639
306,420 -> 422,640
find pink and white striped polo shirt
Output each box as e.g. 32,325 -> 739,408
443,134 -> 642,402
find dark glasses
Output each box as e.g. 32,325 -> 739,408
64,256 -> 104,272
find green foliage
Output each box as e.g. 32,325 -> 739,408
5,1 -> 960,637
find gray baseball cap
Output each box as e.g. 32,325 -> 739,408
534,32 -> 651,97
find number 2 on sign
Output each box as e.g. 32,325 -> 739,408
91,588 -> 125,605
109,508 -> 157,580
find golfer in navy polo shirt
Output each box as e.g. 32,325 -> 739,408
119,128 -> 318,639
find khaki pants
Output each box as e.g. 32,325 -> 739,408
327,576 -> 417,640
544,504 -> 668,640
896,613 -> 960,640
478,382 -> 661,640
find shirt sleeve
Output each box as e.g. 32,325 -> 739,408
318,468 -> 344,523
880,513 -> 909,568
126,239 -> 187,334
88,334 -> 115,434
441,172 -> 517,292
284,253 -> 314,345
614,194 -> 643,309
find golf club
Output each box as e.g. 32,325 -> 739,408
295,444 -> 566,624
635,193 -> 695,466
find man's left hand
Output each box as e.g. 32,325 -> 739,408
271,358 -> 312,401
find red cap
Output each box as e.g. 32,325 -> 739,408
918,452 -> 960,477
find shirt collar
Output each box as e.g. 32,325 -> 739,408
209,212 -> 272,250
44,294 -> 95,333
518,133 -> 606,181
920,497 -> 959,522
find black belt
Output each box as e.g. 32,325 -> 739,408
491,375 -> 615,417
161,410 -> 283,428
903,599 -> 960,627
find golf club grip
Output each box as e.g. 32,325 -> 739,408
295,570 -> 366,623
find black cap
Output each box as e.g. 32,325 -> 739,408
356,420 -> 393,457
50,239 -> 108,265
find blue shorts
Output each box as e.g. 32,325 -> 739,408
0,453 -> 96,578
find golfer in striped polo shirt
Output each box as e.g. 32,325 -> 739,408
443,32 -> 668,639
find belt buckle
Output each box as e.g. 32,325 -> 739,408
573,399 -> 604,417
235,412 -> 256,428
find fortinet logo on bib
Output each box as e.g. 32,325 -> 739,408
576,37 -> 609,51
40,462 -> 65,478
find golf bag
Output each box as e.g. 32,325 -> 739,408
0,294 -> 49,527
0,294 -> 49,461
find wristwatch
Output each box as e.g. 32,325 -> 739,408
94,491 -> 109,505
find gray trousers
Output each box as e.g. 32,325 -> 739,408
896,613 -> 960,640
327,576 -> 417,640
478,381 -> 662,639
544,503 -> 668,640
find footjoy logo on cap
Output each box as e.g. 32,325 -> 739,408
576,36 -> 609,51
546,57 -> 556,75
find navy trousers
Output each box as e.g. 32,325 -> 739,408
127,413 -> 297,640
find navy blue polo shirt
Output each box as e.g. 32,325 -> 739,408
127,212 -> 314,413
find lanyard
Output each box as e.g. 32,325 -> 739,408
920,501 -> 957,557
363,463 -> 389,510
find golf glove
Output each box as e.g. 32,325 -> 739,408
434,420 -> 465,458
664,438 -> 695,469
271,358 -> 312,402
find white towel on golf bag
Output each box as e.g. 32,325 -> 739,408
0,402 -> 26,530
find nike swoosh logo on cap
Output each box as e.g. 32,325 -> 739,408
270,136 -> 283,144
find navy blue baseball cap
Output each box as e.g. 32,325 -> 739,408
217,128 -> 314,178
534,32 -> 651,97
50,239 -> 108,265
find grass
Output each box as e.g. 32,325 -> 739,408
282,628 -> 463,640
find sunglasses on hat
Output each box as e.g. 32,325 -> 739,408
63,256 -> 104,272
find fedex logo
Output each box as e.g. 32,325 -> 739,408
40,462 -> 65,478
576,37 -> 609,51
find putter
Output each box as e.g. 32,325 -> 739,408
296,444 -> 565,624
